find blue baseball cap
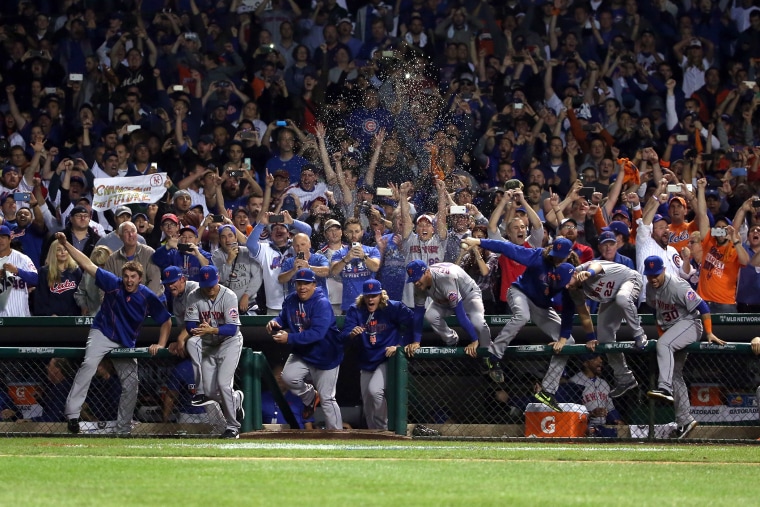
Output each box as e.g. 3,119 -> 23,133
607,221 -> 630,238
652,213 -> 670,224
161,266 -> 183,284
0,225 -> 11,237
406,259 -> 428,283
551,262 -> 576,289
611,207 -> 630,220
179,225 -> 199,237
642,255 -> 665,276
294,268 -> 316,283
598,231 -> 617,244
548,237 -> 573,258
218,224 -> 237,236
362,279 -> 383,295
199,265 -> 219,288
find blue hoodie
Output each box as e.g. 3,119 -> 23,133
274,287 -> 343,370
342,300 -> 414,371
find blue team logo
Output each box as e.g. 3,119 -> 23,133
363,119 -> 378,134
686,291 -> 697,301
673,253 -> 682,268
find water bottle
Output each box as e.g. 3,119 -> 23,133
271,410 -> 278,424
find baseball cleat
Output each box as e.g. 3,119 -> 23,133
633,334 -> 649,350
220,429 -> 239,439
67,418 -> 80,434
235,390 -> 245,423
190,394 -> 214,407
675,421 -> 698,439
481,357 -> 505,383
302,391 -> 320,420
534,390 -> 563,412
610,378 -> 639,398
647,388 -> 674,403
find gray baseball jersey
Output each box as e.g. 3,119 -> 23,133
568,372 -> 615,426
646,273 -> 702,330
577,260 -> 643,303
172,280 -> 200,328
184,285 -> 243,343
413,262 -> 481,308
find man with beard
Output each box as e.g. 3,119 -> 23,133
343,279 -> 414,430
9,191 -> 46,268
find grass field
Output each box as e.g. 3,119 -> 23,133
3,438 -> 759,506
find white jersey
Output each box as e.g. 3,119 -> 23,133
285,182 -> 328,212
0,249 -> 37,317
635,219 -> 682,300
402,232 -> 446,307
250,242 -> 293,311
319,242 -> 345,306
184,284 -> 242,344
568,372 -> 615,426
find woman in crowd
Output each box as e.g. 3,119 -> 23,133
33,239 -> 83,316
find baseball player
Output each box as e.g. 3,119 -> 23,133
462,236 -> 579,412
184,265 -> 245,439
342,279 -> 414,430
0,224 -> 37,316
569,260 -> 647,397
643,255 -> 725,439
404,260 -> 491,359
568,354 -> 624,437
56,232 -> 173,435
267,268 -> 344,430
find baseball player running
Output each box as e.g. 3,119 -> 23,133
462,236 -> 578,412
569,260 -> 647,397
267,268 -> 344,430
642,255 -> 725,439
404,260 -> 491,358
57,232 -> 172,435
342,279 -> 414,430
184,265 -> 245,439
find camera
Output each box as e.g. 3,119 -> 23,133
269,214 -> 285,223
228,170 -> 242,178
360,200 -> 372,217
212,214 -> 225,222
240,130 -> 257,140
711,227 -> 727,237
571,96 -> 584,108
297,252 -> 305,260
178,243 -> 193,253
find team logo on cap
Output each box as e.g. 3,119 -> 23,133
554,242 -> 562,250
648,261 -> 656,270
204,272 -> 210,279
164,270 -> 169,277
407,268 -> 413,276
367,282 -> 375,290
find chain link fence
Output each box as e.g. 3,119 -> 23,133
400,343 -> 760,441
0,348 -> 263,437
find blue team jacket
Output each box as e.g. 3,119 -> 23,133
342,300 -> 414,371
274,287 -> 343,370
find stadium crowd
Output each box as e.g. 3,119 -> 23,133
1,0 -> 760,433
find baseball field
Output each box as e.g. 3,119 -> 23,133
3,438 -> 758,506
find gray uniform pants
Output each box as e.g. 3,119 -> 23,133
201,336 -> 243,432
282,354 -> 343,430
425,295 -> 491,347
657,319 -> 700,426
490,286 -> 574,394
65,329 -> 138,434
597,278 -> 643,384
186,336 -> 205,396
360,363 -> 387,430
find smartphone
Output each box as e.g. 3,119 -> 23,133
731,167 -> 748,177
212,214 -> 225,222
13,192 -> 31,202
381,50 -> 394,58
744,81 -> 757,89
44,87 -> 56,95
512,56 -> 525,63
352,242 -> 361,249
676,134 -> 688,142
711,227 -> 727,237
752,200 -> 760,208
376,187 -> 393,197
240,130 -> 256,140
269,214 -> 285,223
177,243 -> 193,253
582,124 -> 595,131
127,125 -> 141,133
228,170 -> 242,178
686,184 -> 693,192
275,120 -> 287,127
579,187 -> 595,201
218,81 -> 230,87
571,96 -> 583,108
69,73 -> 83,81
514,103 -> 524,110
172,85 -> 184,92
449,205 -> 467,215
243,158 -> 251,169
667,184 -> 681,193
297,251 -> 305,260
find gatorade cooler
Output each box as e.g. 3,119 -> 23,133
524,403 -> 589,438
